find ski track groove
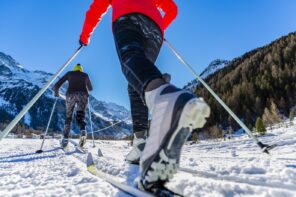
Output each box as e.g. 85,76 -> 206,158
1,122 -> 295,197
179,168 -> 296,192
82,125 -> 296,197
88,149 -> 296,194
58,139 -> 136,197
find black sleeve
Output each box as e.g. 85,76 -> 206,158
53,73 -> 69,91
86,75 -> 93,91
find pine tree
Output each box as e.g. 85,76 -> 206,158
262,101 -> 282,126
289,111 -> 294,126
192,131 -> 199,142
256,117 -> 266,135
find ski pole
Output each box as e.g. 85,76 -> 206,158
92,117 -> 130,134
88,97 -> 95,147
36,98 -> 58,154
0,46 -> 83,141
164,39 -> 276,154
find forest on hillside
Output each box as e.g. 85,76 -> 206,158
195,32 -> 296,138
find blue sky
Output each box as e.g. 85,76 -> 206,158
1,0 -> 296,109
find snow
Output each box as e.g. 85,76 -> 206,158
0,120 -> 295,196
92,111 -> 114,122
0,97 -> 9,106
24,113 -> 32,125
200,59 -> 230,79
0,140 -> 119,197
184,59 -> 229,91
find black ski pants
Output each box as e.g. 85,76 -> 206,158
113,14 -> 163,134
64,92 -> 88,138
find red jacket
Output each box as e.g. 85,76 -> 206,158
80,0 -> 178,45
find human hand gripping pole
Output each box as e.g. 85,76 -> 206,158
79,40 -> 87,47
164,38 -> 276,154
0,45 -> 84,141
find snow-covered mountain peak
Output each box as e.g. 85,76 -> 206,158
200,59 -> 230,79
0,51 -> 131,138
184,59 -> 229,92
0,52 -> 23,69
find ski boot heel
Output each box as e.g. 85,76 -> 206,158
142,97 -> 210,189
60,138 -> 69,149
79,130 -> 87,147
177,97 -> 210,133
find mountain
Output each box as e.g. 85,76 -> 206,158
184,59 -> 230,91
200,59 -> 230,79
0,52 -> 132,139
191,32 -> 296,137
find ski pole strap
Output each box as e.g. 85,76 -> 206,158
164,39 -> 276,154
0,46 -> 83,141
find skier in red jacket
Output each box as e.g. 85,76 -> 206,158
80,0 -> 210,191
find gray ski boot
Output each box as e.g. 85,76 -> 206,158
61,138 -> 69,149
126,132 -> 146,164
79,130 -> 87,147
140,84 -> 210,189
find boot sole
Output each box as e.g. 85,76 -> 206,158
142,97 -> 210,188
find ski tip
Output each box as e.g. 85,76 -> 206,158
86,152 -> 94,167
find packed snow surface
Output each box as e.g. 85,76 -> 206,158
0,120 -> 295,197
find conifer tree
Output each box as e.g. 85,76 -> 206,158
289,111 -> 294,126
256,117 -> 266,135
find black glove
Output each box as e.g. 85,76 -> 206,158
79,40 -> 87,46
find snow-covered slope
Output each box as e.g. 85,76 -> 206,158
184,59 -> 229,91
0,51 -> 131,138
0,119 -> 295,196
200,59 -> 230,79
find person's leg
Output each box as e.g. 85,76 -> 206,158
76,92 -> 88,147
128,84 -> 148,136
126,84 -> 148,164
64,94 -> 76,138
113,14 -> 210,190
62,93 -> 76,147
76,94 -> 87,132
121,14 -> 163,163
126,74 -> 172,164
113,14 -> 164,99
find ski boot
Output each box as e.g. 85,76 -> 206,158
79,130 -> 87,148
126,132 -> 146,164
60,137 -> 69,149
140,84 -> 210,189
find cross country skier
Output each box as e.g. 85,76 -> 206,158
79,0 -> 210,191
53,64 -> 93,148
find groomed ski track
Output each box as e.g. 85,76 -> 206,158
0,120 -> 296,196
